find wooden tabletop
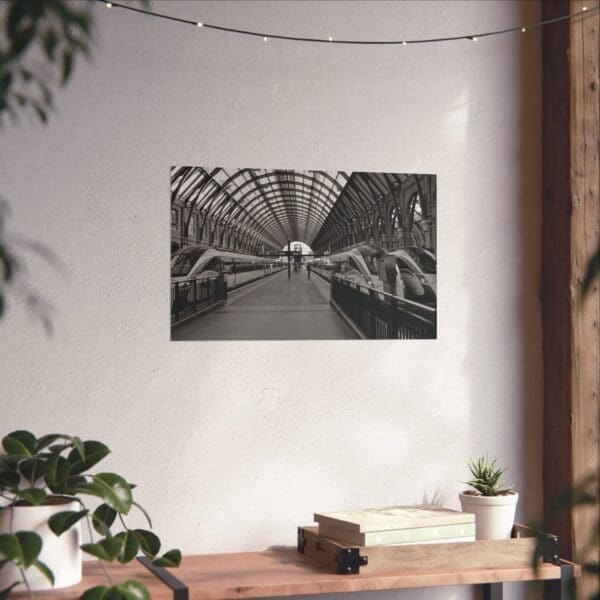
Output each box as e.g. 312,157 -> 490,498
172,548 -> 568,599
17,548 -> 576,600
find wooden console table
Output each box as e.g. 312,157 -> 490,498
25,548 -> 578,600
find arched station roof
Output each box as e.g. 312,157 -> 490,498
171,167 -> 427,253
171,167 -> 348,252
311,172 -> 425,251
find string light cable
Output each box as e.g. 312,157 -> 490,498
97,0 -> 599,46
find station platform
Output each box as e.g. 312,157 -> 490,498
172,268 -> 358,340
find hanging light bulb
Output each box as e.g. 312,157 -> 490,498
197,22 -> 203,27
328,36 -> 333,42
106,1 -> 112,6
521,27 -> 526,32
263,36 -> 268,42
402,41 -> 407,46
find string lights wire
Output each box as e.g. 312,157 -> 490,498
97,0 -> 598,46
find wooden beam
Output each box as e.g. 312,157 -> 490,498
542,1 -> 600,597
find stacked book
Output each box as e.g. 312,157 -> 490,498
314,505 -> 476,547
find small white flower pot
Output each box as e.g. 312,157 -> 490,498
0,497 -> 82,591
459,491 -> 518,540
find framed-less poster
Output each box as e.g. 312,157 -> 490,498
170,168 -> 436,341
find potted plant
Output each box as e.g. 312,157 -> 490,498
0,430 -> 180,598
459,454 -> 518,540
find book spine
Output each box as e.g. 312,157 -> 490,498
363,523 -> 476,546
314,515 -> 362,533
386,536 -> 475,546
319,523 -> 476,546
358,515 -> 475,533
317,524 -> 366,544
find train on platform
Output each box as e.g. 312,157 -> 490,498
309,242 -> 436,307
171,245 -> 285,290
401,246 -> 437,292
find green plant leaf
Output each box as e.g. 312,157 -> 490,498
0,471 -> 19,489
47,443 -> 67,454
90,473 -> 132,514
42,27 -> 58,61
61,48 -> 74,85
64,474 -> 86,495
133,530 -> 160,558
71,480 -> 104,499
117,580 -> 151,600
6,10 -> 37,58
80,581 -> 151,600
81,536 -> 124,562
35,433 -> 69,452
92,504 -> 117,536
70,436 -> 85,461
15,487 -> 47,505
19,458 -> 45,485
152,549 -> 181,568
48,509 -> 88,536
44,454 -> 71,492
15,532 -> 42,566
74,475 -> 132,514
68,440 -> 110,475
465,454 -> 513,497
80,585 -> 110,600
0,532 -> 42,567
0,582 -> 20,600
33,559 -> 54,585
0,455 -> 14,471
2,430 -> 36,457
114,531 -> 140,564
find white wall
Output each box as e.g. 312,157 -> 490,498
0,1 -> 542,598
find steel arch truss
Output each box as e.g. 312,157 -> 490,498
311,172 -> 437,253
171,167 -> 348,252
171,167 -> 436,255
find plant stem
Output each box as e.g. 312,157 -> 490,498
83,513 -> 113,586
18,566 -> 33,600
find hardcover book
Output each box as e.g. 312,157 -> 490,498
385,536 -> 475,546
314,505 -> 475,533
318,521 -> 476,546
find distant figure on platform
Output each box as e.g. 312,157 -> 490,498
307,263 -> 311,279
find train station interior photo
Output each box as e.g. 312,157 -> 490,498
171,168 -> 437,340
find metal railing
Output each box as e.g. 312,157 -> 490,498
171,275 -> 227,326
330,276 -> 436,339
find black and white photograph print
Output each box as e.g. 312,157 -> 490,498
170,168 -> 437,341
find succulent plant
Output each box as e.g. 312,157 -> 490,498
464,454 -> 515,497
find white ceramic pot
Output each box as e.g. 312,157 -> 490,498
459,491 -> 518,540
0,497 -> 82,591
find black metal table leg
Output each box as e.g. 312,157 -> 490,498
137,556 -> 189,600
546,561 -> 576,600
483,582 -> 503,600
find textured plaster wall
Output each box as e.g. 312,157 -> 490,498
0,1 -> 542,598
